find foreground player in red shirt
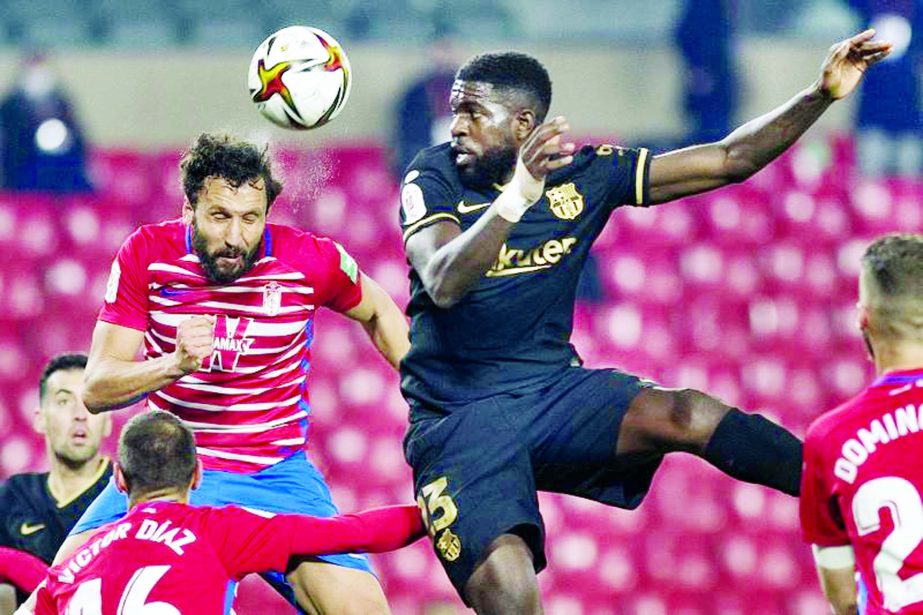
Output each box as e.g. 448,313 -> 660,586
801,233 -> 923,615
35,410 -> 425,614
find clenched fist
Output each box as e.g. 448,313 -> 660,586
174,315 -> 216,374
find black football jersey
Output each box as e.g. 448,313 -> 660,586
0,458 -> 111,601
399,142 -> 651,412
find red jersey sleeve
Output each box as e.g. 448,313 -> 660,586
97,228 -> 150,331
310,237 -> 363,313
800,427 -> 850,547
206,505 -> 423,578
0,546 -> 47,592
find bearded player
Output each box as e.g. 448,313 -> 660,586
398,31 -> 890,611
43,133 -> 410,615
801,234 -> 923,615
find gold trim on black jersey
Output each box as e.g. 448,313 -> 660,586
402,213 -> 461,243
635,148 -> 650,205
49,457 -> 111,509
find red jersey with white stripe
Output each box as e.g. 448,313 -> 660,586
36,501 -> 423,615
801,369 -> 923,614
99,220 -> 363,472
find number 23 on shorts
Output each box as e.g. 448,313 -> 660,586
417,476 -> 462,562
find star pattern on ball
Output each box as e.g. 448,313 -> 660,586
252,59 -> 297,114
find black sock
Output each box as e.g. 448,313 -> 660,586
703,409 -> 803,496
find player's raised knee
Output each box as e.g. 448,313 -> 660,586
464,534 -> 541,615
631,386 -> 728,452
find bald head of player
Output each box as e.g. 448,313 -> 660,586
449,52 -> 552,189
179,133 -> 284,284
858,233 -> 923,374
115,411 -> 202,507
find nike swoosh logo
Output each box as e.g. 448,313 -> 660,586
160,287 -> 188,297
20,522 -> 45,536
456,201 -> 492,214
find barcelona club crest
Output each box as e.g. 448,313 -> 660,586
545,183 -> 584,220
436,528 -> 462,562
262,281 -> 283,316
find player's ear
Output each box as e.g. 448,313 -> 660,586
182,198 -> 194,225
515,108 -> 537,141
101,414 -> 113,438
114,463 -> 128,494
32,404 -> 47,436
856,304 -> 871,333
857,304 -> 877,362
191,458 -> 203,491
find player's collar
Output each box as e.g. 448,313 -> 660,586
262,226 -> 272,257
873,368 -> 923,387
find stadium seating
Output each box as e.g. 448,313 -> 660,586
1,135 -> 920,613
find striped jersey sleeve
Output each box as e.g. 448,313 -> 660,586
98,226 -> 154,331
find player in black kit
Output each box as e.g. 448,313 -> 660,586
399,31 -> 892,613
0,354 -> 111,606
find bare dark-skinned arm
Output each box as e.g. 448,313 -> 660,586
406,117 -> 575,308
649,87 -> 833,203
405,212 -> 515,309
649,29 -> 891,204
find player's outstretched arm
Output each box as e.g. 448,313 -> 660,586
344,275 -> 411,369
83,317 -> 214,413
214,504 -> 425,578
0,547 -> 46,596
647,29 -> 891,204
406,117 -> 574,308
813,545 -> 859,615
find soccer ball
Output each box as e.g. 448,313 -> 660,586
248,26 -> 352,130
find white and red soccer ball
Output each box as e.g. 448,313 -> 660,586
248,26 -> 352,130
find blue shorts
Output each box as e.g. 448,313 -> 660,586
71,452 -> 373,610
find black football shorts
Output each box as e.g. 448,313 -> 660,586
403,366 -> 660,600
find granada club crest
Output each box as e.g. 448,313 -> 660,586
205,316 -> 255,373
546,182 -> 585,220
262,281 -> 283,316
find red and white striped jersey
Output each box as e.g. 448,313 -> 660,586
99,220 -> 363,472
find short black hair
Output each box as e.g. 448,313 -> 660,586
118,411 -> 197,498
862,234 -> 923,298
457,52 -> 552,122
39,353 -> 87,401
180,133 -> 283,209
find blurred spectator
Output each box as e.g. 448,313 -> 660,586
849,0 -> 922,177
0,54 -> 93,192
392,36 -> 456,179
675,0 -> 739,144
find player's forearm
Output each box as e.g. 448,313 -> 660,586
0,548 -> 47,595
287,505 -> 425,556
84,355 -> 186,413
830,602 -> 858,615
0,584 -> 15,615
719,84 -> 832,182
361,309 -> 410,370
423,210 -> 514,308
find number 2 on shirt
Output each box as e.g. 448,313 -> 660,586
853,476 -> 923,611
66,565 -> 179,615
